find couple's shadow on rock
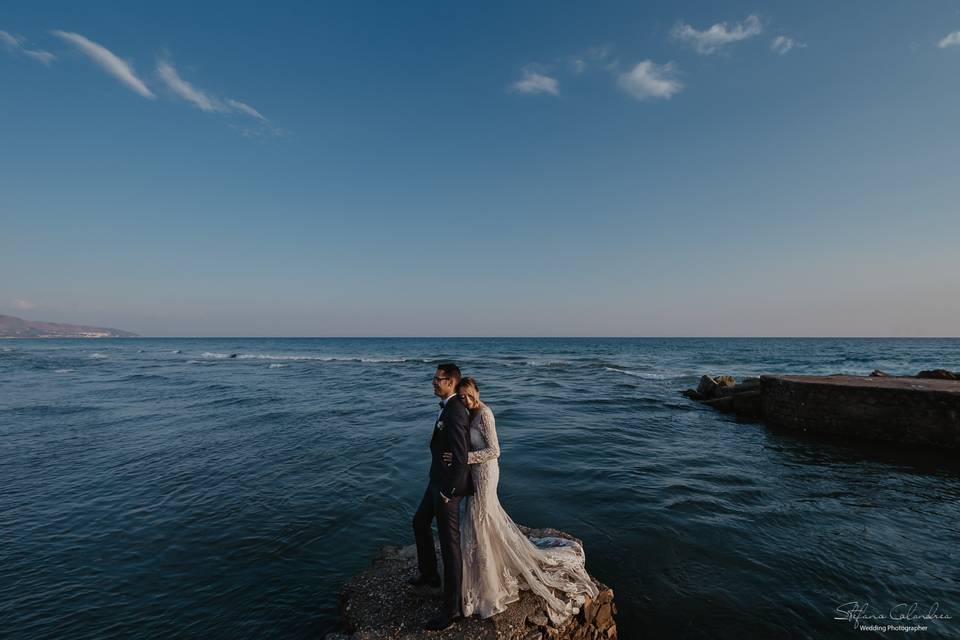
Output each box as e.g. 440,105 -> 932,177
326,526 -> 618,640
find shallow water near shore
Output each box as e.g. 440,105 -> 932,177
3,337 -> 960,638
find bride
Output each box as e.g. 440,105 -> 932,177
443,377 -> 598,624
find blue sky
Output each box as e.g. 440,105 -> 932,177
2,0 -> 959,336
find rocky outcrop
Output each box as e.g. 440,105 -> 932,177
682,374 -> 762,418
327,526 -> 616,640
917,369 -> 960,381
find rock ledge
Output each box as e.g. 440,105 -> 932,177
326,526 -> 617,640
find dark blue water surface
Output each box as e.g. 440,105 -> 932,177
3,338 -> 959,639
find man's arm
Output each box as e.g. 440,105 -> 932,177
442,401 -> 471,499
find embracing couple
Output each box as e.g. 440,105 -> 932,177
410,362 -> 598,631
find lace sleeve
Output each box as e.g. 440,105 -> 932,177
467,407 -> 500,464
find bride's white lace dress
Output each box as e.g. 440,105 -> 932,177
460,404 -> 599,624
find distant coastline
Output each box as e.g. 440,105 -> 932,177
0,314 -> 137,338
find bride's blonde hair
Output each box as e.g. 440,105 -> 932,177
457,377 -> 482,413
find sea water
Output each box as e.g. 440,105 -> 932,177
2,338 -> 959,638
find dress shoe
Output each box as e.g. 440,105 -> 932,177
406,573 -> 441,588
424,612 -> 462,631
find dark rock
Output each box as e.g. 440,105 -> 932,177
704,390 -> 762,418
681,388 -> 701,400
333,526 -> 617,639
696,375 -> 719,399
869,370 -> 890,377
917,369 -> 959,381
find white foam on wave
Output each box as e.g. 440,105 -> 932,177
238,353 -> 334,361
89,353 -> 108,359
603,367 -> 667,380
200,351 -> 425,363
54,368 -> 75,373
268,363 -> 288,368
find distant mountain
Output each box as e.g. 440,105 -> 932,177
0,314 -> 138,338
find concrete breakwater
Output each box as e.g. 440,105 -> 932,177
683,371 -> 960,449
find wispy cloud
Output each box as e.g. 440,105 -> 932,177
226,99 -> 267,121
511,66 -> 559,96
156,59 -> 220,111
0,30 -> 19,49
567,44 -> 613,74
52,30 -> 154,98
671,15 -> 763,55
156,57 -> 278,134
617,60 -> 683,101
770,35 -> 805,55
0,29 -> 56,66
12,298 -> 36,311
937,31 -> 960,49
24,49 -> 57,65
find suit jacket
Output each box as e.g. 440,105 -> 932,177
429,395 -> 474,497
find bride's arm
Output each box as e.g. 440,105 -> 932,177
467,407 -> 500,464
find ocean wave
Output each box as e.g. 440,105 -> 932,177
268,363 -> 288,369
199,351 -> 427,363
54,368 -> 75,373
503,359 -> 573,368
603,367 -> 668,380
527,360 -> 571,367
88,353 -> 108,359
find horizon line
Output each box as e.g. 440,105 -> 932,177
7,335 -> 960,340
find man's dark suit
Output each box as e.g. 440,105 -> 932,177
412,394 -> 475,617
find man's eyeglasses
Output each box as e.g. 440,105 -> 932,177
433,376 -> 452,382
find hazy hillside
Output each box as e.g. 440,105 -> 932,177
0,315 -> 138,338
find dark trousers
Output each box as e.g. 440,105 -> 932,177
412,481 -> 463,616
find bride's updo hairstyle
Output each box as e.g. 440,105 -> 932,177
457,377 -> 481,411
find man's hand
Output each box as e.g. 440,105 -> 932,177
442,451 -> 453,465
439,492 -> 450,503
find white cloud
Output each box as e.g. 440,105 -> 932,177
937,31 -> 960,48
226,98 -> 267,121
617,60 -> 682,101
671,14 -> 763,55
24,49 -> 57,65
156,58 -> 278,135
770,35 -> 805,55
52,30 -> 153,97
0,30 -> 21,49
0,29 -> 56,66
567,44 -> 613,74
157,59 -> 221,111
12,298 -> 36,310
511,67 -> 559,96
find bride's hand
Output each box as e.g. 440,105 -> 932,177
442,452 -> 453,465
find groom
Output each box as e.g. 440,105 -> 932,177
410,362 -> 474,631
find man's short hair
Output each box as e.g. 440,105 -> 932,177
436,362 -> 461,383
